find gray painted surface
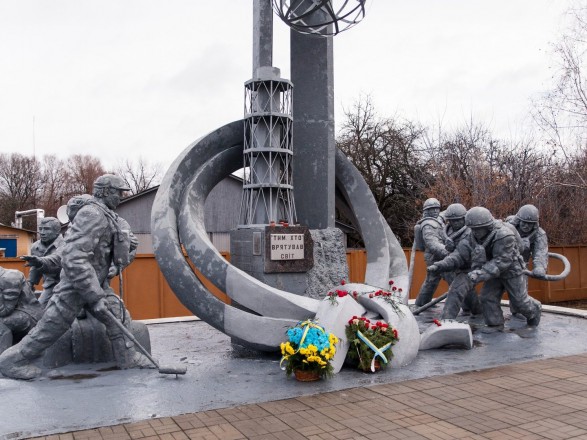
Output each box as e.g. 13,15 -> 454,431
3,307 -> 587,440
419,320 -> 473,350
334,148 -> 409,292
203,176 -> 243,233
291,30 -> 335,229
253,0 -> 273,74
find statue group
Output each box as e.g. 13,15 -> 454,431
0,174 -> 153,380
0,179 -> 562,381
415,199 -> 548,329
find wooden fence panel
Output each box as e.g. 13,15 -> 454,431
1,246 -> 586,319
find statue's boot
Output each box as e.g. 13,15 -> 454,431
111,337 -> 156,370
0,345 -> 42,380
526,301 -> 542,327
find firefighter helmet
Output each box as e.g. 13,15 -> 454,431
423,198 -> 441,211
444,203 -> 467,220
516,204 -> 539,223
93,174 -> 131,192
465,206 -> 494,229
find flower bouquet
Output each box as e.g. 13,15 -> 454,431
280,320 -> 339,381
345,316 -> 399,373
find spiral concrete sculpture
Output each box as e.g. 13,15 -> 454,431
151,119 -> 408,351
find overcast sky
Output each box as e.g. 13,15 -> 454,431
0,0 -> 572,170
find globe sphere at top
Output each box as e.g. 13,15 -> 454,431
273,0 -> 367,37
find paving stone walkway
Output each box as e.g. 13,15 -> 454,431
30,353 -> 587,440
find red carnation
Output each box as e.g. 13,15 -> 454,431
389,280 -> 394,285
392,286 -> 397,291
369,294 -> 374,298
432,319 -> 442,327
337,291 -> 347,298
341,280 -> 346,285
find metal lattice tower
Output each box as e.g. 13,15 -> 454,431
239,67 -> 296,227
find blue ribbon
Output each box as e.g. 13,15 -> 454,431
357,330 -> 392,372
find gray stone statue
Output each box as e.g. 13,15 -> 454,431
507,204 -> 548,278
21,217 -> 64,306
429,206 -> 542,328
0,267 -> 43,355
0,174 -> 152,380
506,204 -> 548,317
442,203 -> 481,315
414,198 -> 451,307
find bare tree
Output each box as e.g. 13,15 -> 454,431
337,96 -> 431,244
423,119 -> 556,220
65,154 -> 106,195
39,155 -> 69,216
0,153 -> 44,227
115,157 -> 162,195
532,2 -> 587,185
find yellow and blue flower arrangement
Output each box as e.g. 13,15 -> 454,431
280,320 -> 339,379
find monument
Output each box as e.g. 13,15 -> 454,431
151,0 -> 421,366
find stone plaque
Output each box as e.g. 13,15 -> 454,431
269,233 -> 304,260
264,225 -> 313,273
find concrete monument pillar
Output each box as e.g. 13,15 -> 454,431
291,30 -> 336,229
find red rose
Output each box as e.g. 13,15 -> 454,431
389,280 -> 394,285
337,291 -> 347,298
393,329 -> 398,338
341,280 -> 346,285
392,286 -> 397,291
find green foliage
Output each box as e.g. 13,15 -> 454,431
345,316 -> 399,372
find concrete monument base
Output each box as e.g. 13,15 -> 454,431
230,227 -> 348,297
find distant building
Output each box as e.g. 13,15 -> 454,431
116,175 -> 243,253
116,175 -> 355,254
0,224 -> 37,257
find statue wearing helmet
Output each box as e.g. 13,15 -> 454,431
414,198 -> 452,307
429,206 -> 541,328
507,204 -> 548,279
0,175 -> 153,380
440,203 -> 481,315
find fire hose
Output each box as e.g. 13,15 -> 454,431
413,252 -> 571,315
